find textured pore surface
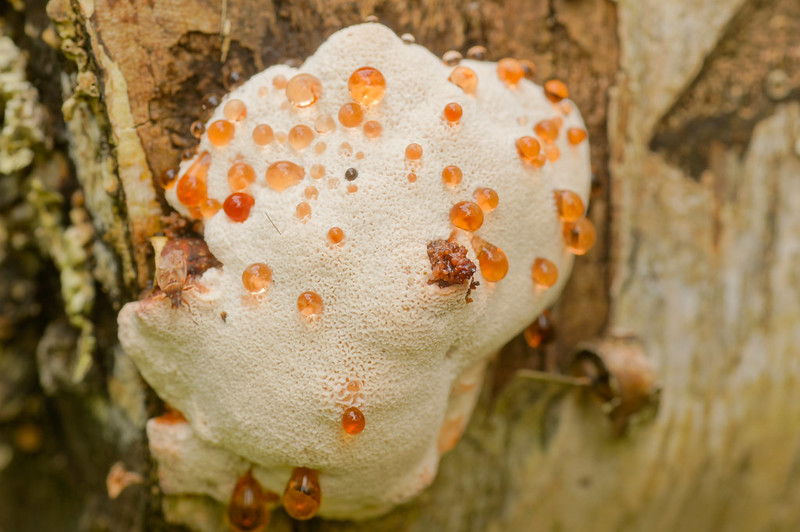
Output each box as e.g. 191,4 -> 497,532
118,23 -> 590,521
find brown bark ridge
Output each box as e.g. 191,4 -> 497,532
0,0 -> 798,530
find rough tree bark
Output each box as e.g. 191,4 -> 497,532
1,0 -> 798,530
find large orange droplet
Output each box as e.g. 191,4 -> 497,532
448,66 -> 478,95
282,468 -> 322,521
286,73 -> 323,108
342,407 -> 365,434
562,217 -> 596,255
176,151 -> 211,206
475,241 -> 508,282
265,161 -> 304,192
554,190 -> 585,221
449,201 -> 484,232
497,58 -> 524,86
228,470 -> 270,532
348,67 -> 386,105
208,119 -> 235,147
531,257 -> 558,288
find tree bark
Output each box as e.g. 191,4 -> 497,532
1,0 -> 798,530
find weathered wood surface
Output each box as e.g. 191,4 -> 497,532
1,0 -> 798,530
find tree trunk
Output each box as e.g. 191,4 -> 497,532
1,0 -> 798,530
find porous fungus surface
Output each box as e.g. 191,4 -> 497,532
118,23 -> 591,521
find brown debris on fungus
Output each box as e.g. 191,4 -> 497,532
426,240 -> 478,300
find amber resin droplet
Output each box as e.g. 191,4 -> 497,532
228,162 -> 256,191
544,79 -> 569,103
286,73 -> 323,108
224,99 -> 247,121
448,66 -> 478,95
297,291 -> 323,318
208,120 -> 235,147
473,187 -> 499,212
363,120 -> 382,138
524,310 -> 556,348
328,227 -> 345,245
520,59 -> 536,80
289,125 -> 314,150
266,161 -> 304,192
315,114 -> 336,133
554,190 -> 585,221
348,67 -> 386,105
342,407 -> 365,435
304,186 -> 318,200
338,103 -> 364,128
466,45 -> 487,60
443,102 -> 462,124
310,164 -> 326,179
272,75 -> 287,90
534,119 -> 559,144
252,124 -> 274,146
516,136 -> 541,162
176,152 -> 211,206
405,143 -> 423,160
159,167 -> 178,189
190,120 -> 205,138
199,198 -> 222,218
531,258 -> 558,288
449,201 -> 484,232
441,165 -> 463,186
497,58 -> 524,86
295,201 -> 311,221
475,240 -> 508,282
545,144 -> 560,162
563,217 -> 596,255
567,127 -> 587,145
223,192 -> 255,223
228,471 -> 270,532
242,263 -> 272,294
282,467 -> 322,520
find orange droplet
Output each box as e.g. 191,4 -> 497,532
524,310 -> 556,348
559,101 -> 573,115
497,58 -> 524,86
407,172 -> 417,183
441,165 -> 463,186
554,190 -> 585,221
515,136 -> 541,162
534,119 -> 559,144
228,471 -> 270,532
348,67 -> 386,105
342,407 -> 365,435
272,75 -> 287,90
466,45 -> 487,60
228,162 -> 256,191
223,99 -> 247,121
266,161 -> 304,192
520,59 -> 536,80
544,79 -> 569,103
286,73 -> 322,107
242,263 -> 272,294
531,153 -> 547,168
207,120 -> 235,147
449,201 -> 484,232
473,187 -> 498,212
295,202 -> 311,221
297,291 -> 323,318
363,120 -> 382,138
442,50 -> 462,66
562,217 -> 596,255
310,164 -> 325,179
315,114 -> 336,133
443,102 -> 462,124
545,144 -> 560,162
199,198 -> 222,218
448,66 -> 478,95
567,127 -> 587,145
405,143 -> 423,160
288,125 -> 314,151
252,124 -> 274,146
328,227 -> 345,245
338,103 -> 364,128
475,241 -> 508,282
346,184 -> 357,193
355,151 -> 364,160
176,152 -> 211,206
531,258 -> 558,288
223,192 -> 255,223
304,186 -> 318,200
282,467 -> 321,520
339,142 -> 353,156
